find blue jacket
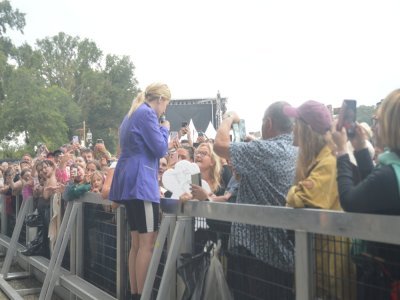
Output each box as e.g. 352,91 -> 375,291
109,103 -> 169,203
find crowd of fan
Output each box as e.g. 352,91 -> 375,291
0,142 -> 116,257
0,88 -> 399,300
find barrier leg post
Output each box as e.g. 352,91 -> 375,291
295,231 -> 313,300
141,214 -> 176,300
156,216 -> 191,300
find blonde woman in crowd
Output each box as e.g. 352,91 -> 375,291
180,142 -> 222,202
284,100 -> 356,300
109,83 -> 171,300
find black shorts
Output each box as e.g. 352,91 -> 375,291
124,200 -> 159,233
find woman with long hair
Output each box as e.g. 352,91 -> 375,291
193,142 -> 222,196
179,142 -> 223,201
333,89 -> 400,299
285,100 -> 356,300
109,83 -> 171,300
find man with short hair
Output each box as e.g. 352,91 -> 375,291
81,148 -> 94,163
21,154 -> 32,165
214,101 -> 297,299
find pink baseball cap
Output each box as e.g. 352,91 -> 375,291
283,100 -> 332,134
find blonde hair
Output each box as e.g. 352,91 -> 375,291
295,120 -> 334,183
198,143 -> 221,192
128,82 -> 171,117
380,89 -> 400,155
91,170 -> 104,185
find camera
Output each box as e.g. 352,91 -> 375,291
96,139 -> 104,144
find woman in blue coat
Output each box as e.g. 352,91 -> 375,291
109,82 -> 171,300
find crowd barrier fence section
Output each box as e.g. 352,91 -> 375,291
1,193 -> 400,299
155,198 -> 400,300
0,193 -> 120,299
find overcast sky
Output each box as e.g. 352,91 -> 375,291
9,0 -> 400,131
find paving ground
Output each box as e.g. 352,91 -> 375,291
0,258 -> 39,299
0,256 -> 65,300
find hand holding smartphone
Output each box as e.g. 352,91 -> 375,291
191,173 -> 202,187
337,100 -> 357,138
232,119 -> 246,142
170,131 -> 179,141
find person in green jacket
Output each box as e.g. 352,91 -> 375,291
63,164 -> 91,201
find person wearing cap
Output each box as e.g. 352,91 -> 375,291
284,100 -> 356,300
214,101 -> 297,300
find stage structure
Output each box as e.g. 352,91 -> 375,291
166,92 -> 227,132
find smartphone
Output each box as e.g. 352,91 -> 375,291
72,136 -> 79,144
191,173 -> 202,187
96,139 -> 104,144
198,131 -> 204,137
232,119 -> 246,142
337,100 -> 357,138
239,119 -> 246,141
181,121 -> 188,128
71,168 -> 78,177
169,131 -> 178,141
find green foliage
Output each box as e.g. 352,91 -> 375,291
0,68 -> 70,149
0,1 -> 25,36
14,43 -> 42,70
0,2 -> 139,156
357,105 -> 375,125
0,142 -> 30,159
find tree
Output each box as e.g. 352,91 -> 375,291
0,25 -> 139,155
73,55 -> 138,152
0,1 -> 25,36
0,1 -> 26,102
0,67 -> 70,149
34,35 -> 138,152
357,105 -> 375,125
14,43 -> 42,70
87,55 -> 138,151
35,32 -> 102,94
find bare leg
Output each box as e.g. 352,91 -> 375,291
136,231 -> 158,293
129,231 -> 140,294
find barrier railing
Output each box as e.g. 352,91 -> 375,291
0,193 -> 125,299
149,198 -> 400,300
1,193 -> 400,299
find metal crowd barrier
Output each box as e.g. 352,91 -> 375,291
0,193 -> 127,299
1,193 -> 400,299
147,198 -> 400,300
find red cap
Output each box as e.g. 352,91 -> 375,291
284,100 -> 332,134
